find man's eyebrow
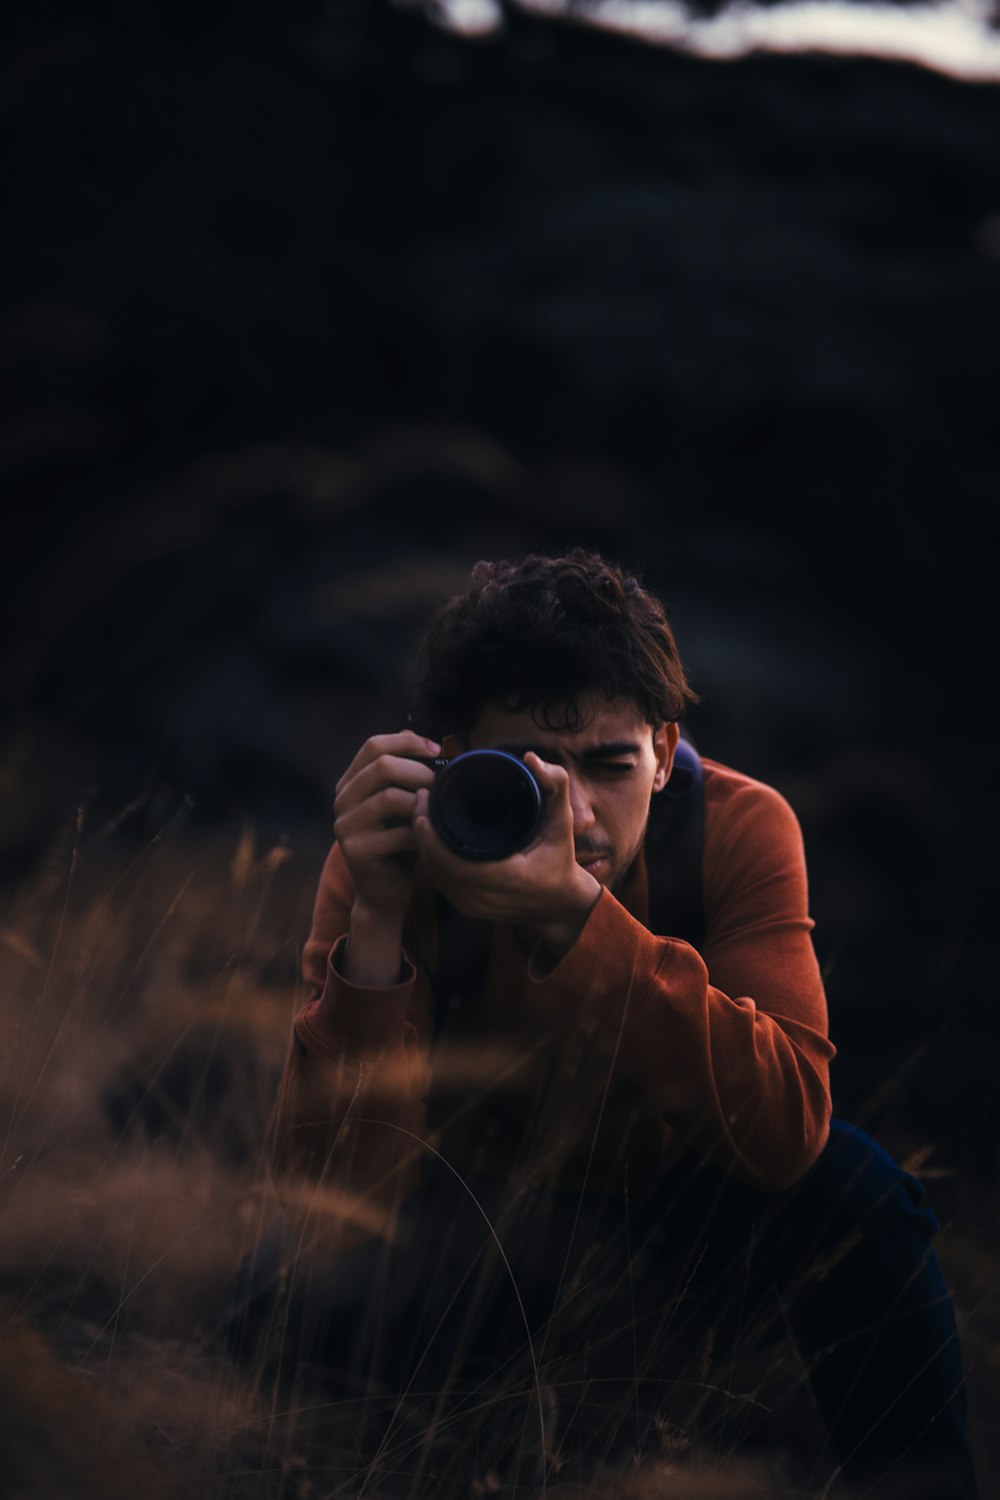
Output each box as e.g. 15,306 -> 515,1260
580,740 -> 643,760
492,740 -> 642,762
493,743 -> 564,762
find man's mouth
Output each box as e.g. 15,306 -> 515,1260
577,846 -> 613,874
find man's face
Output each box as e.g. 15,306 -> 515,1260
457,694 -> 678,894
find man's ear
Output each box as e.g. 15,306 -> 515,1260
652,722 -> 680,793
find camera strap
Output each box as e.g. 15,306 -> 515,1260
429,734 -> 706,1039
429,904 -> 494,1032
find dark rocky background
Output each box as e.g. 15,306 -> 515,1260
3,0 -> 999,1186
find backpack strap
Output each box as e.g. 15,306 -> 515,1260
644,735 -> 706,949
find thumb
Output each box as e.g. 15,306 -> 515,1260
523,752 -> 569,801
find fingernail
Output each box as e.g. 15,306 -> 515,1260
424,739 -> 441,753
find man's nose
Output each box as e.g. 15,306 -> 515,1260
567,774 -> 597,836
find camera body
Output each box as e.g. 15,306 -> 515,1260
428,750 -> 543,861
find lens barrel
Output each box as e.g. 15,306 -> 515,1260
428,750 -> 543,860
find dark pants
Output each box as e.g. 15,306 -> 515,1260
225,1121 -> 976,1497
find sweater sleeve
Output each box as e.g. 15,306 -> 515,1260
266,843 -> 435,1247
524,775 -> 835,1193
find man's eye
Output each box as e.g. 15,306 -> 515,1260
594,762 -> 635,774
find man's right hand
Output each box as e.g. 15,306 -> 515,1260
333,731 -> 440,983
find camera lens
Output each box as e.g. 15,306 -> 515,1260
429,750 -> 543,860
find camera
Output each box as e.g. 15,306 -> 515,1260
428,750 -> 543,861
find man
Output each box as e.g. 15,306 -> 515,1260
244,551 -> 975,1497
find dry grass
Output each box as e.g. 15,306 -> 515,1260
1,806 -> 994,1499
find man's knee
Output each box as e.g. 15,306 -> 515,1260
778,1118 -> 939,1255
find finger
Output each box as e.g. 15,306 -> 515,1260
337,735 -> 439,800
523,753 -> 572,807
348,824 -> 420,859
522,751 -> 565,788
412,791 -> 445,859
336,732 -> 440,796
417,855 -> 489,914
336,753 -> 438,815
335,786 -> 419,840
412,795 -> 471,880
336,760 -> 434,821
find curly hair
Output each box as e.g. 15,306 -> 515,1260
410,550 -> 697,739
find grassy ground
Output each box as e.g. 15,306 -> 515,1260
1,808 -> 996,1499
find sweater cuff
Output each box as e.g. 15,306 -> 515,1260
296,934 -> 416,1059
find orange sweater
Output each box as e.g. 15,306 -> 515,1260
268,759 -> 834,1243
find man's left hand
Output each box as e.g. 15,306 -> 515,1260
412,752 -> 601,959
